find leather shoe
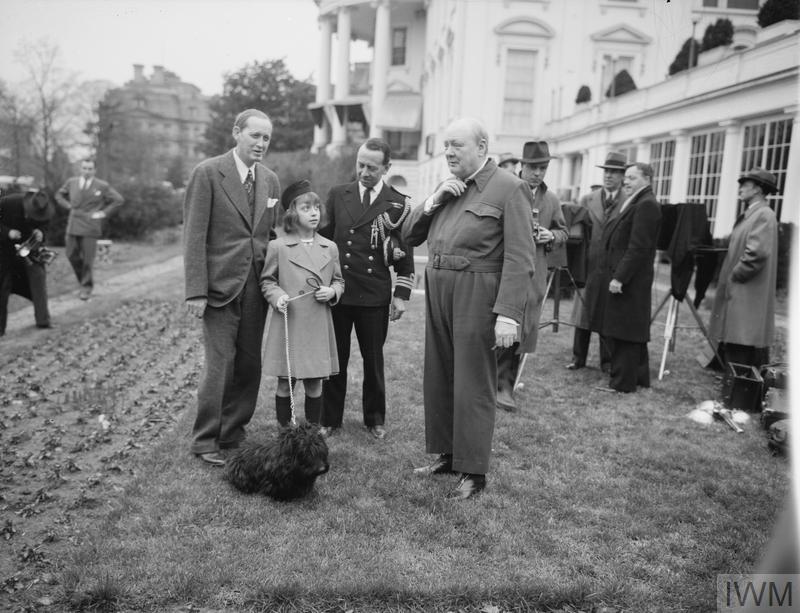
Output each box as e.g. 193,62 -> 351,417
496,387 -> 517,412
452,473 -> 486,499
413,454 -> 455,476
601,363 -> 611,374
78,288 -> 92,301
367,425 -> 386,440
196,451 -> 225,466
566,362 -> 585,370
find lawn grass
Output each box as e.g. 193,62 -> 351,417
50,287 -> 790,613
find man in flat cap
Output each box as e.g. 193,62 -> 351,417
709,168 -> 779,369
567,151 -> 627,372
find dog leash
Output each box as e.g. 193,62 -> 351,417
281,277 -> 322,426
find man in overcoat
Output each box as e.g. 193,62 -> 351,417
496,140 -> 567,411
403,117 -> 535,499
709,168 -> 779,368
319,138 -> 415,440
183,109 -> 281,465
55,158 -> 123,300
0,189 -> 55,334
593,162 -> 661,393
567,151 -> 627,372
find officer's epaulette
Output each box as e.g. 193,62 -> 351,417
388,186 -> 411,209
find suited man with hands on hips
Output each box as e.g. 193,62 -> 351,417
183,109 -> 281,466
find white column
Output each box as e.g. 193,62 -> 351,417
370,0 -> 391,139
714,120 -> 743,238
634,138 -> 649,164
331,7 -> 352,147
669,130 -> 690,204
780,110 -> 800,228
313,16 -> 333,152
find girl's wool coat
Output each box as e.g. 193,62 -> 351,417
260,234 -> 344,378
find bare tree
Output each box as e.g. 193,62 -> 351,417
13,38 -> 85,188
0,83 -> 36,177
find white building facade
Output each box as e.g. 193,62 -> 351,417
312,0 -> 798,237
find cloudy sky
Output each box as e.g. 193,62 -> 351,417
1,0 -> 337,94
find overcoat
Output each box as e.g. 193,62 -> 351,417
591,186 -> 661,343
519,183 -> 567,353
55,177 -> 123,237
183,150 -> 280,307
402,160 -> 535,475
260,234 -> 344,378
0,193 -> 49,300
708,201 -> 777,348
319,181 -> 414,305
570,188 -> 623,329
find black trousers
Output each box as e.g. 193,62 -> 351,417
322,303 -> 389,428
0,259 -> 50,334
496,343 -> 521,392
571,327 -> 611,368
607,337 -> 650,393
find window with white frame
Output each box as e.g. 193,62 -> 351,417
687,130 -> 726,231
601,55 -> 633,98
501,49 -> 537,133
650,139 -> 675,203
740,117 -> 793,221
703,0 -> 759,8
392,28 -> 407,66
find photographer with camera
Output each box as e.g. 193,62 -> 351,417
0,188 -> 56,336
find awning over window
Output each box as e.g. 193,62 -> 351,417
374,92 -> 422,131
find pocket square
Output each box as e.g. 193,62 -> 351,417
267,198 -> 278,208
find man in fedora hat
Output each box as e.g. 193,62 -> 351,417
495,139 -> 567,412
0,188 -> 55,335
566,151 -> 628,372
709,168 -> 779,368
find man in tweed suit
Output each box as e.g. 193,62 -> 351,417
183,109 -> 280,465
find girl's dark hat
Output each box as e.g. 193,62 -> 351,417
738,168 -> 778,195
281,179 -> 312,210
596,151 -> 628,170
519,141 -> 557,164
22,189 -> 55,222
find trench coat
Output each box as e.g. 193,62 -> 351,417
708,201 -> 777,348
260,234 -> 344,378
519,183 -> 568,353
592,186 -> 661,343
570,188 -> 623,329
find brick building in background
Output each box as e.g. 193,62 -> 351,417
96,64 -> 210,187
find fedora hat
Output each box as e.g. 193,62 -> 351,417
596,151 -> 628,171
738,168 -> 778,195
281,179 -> 313,210
22,189 -> 55,223
519,141 -> 557,164
497,152 -> 519,166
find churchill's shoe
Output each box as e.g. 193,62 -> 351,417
565,361 -> 585,370
413,453 -> 455,475
367,425 -> 386,440
452,473 -> 486,499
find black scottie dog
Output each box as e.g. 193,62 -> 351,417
224,422 -> 329,501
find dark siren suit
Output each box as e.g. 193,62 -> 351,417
319,181 -> 415,429
402,160 -> 535,474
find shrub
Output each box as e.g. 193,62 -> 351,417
758,0 -> 800,28
669,38 -> 700,75
605,69 -> 637,98
701,18 -> 733,51
105,182 -> 183,241
575,85 -> 591,104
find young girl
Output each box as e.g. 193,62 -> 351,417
260,180 -> 344,426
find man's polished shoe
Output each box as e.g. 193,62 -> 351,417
452,473 -> 486,499
367,425 -> 386,440
196,451 -> 225,466
413,453 -> 455,476
319,426 -> 340,438
496,387 -> 517,412
36,323 -> 53,329
78,288 -> 92,301
601,363 -> 611,374
565,362 -> 585,370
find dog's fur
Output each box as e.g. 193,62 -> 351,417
224,422 -> 329,501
